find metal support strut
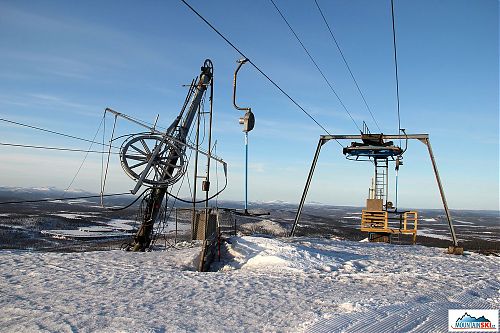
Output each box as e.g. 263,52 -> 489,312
290,138 -> 326,237
421,138 -> 459,247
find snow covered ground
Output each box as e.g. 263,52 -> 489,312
0,236 -> 498,332
239,218 -> 289,236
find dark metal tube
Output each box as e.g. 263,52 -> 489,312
290,138 -> 326,236
233,58 -> 250,112
424,138 -> 459,247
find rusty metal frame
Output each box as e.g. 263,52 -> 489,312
290,133 -> 459,248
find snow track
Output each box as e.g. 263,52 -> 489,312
307,291 -> 498,333
1,236 -> 498,332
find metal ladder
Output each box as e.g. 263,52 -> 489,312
391,232 -> 401,244
374,158 -> 388,204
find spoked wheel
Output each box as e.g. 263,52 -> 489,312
120,134 -> 187,187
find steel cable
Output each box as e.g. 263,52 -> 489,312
179,0 -> 344,147
269,0 -> 362,133
314,0 -> 382,132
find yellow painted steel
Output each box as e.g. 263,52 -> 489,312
361,210 -> 419,243
361,210 -> 387,230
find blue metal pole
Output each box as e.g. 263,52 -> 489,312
245,132 -> 249,214
395,170 -> 398,210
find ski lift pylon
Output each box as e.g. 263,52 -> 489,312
290,133 -> 463,254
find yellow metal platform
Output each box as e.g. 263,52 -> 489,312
361,210 -> 418,243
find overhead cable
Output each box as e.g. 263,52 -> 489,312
390,0 -> 402,135
269,0 -> 361,133
100,113 -> 118,202
64,114 -> 106,193
179,0 -> 344,147
0,142 -> 119,154
0,192 -> 131,205
314,0 -> 381,132
0,117 -> 121,150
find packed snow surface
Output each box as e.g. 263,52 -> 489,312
41,218 -> 137,239
239,219 -> 288,236
417,228 -> 452,241
53,213 -> 96,219
40,229 -> 130,239
1,236 -> 498,333
103,219 -> 136,231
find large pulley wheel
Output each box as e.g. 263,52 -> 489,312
120,134 -> 187,187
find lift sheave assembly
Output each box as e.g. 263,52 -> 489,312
102,59 -> 227,252
343,133 -> 402,160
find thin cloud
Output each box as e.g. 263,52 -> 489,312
0,4 -> 174,76
0,93 -> 101,118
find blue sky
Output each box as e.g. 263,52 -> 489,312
0,0 -> 498,210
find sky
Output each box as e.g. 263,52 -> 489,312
0,0 -> 498,210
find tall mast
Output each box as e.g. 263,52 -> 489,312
127,60 -> 213,251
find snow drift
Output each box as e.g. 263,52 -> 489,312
0,236 -> 498,332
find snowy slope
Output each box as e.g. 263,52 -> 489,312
0,237 -> 498,332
